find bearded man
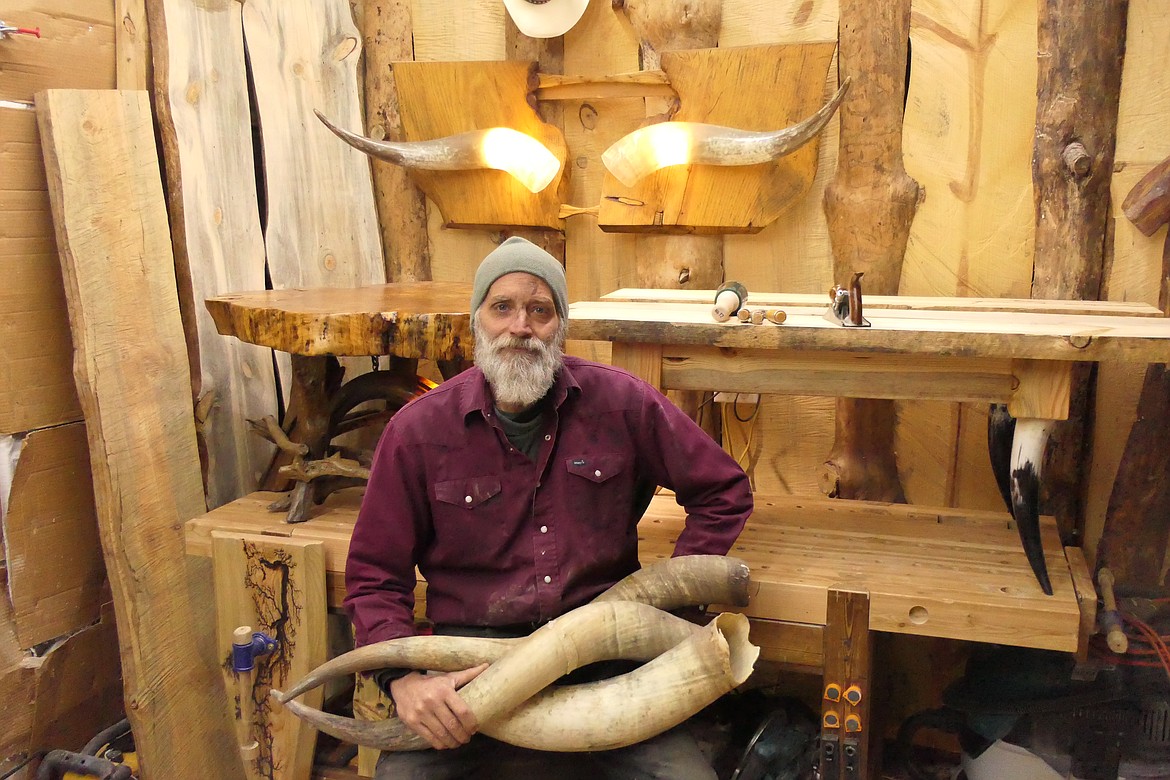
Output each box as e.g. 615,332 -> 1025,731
345,237 -> 753,779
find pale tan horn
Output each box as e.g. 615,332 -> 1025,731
595,554 -> 752,608
278,554 -> 752,704
277,601 -> 708,750
483,612 -> 757,752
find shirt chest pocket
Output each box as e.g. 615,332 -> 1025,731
434,476 -> 502,510
564,453 -> 629,484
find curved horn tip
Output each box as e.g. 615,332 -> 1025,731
270,689 -> 286,702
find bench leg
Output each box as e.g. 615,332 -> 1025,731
820,588 -> 873,780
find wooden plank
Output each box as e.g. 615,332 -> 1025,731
601,288 -> 1164,315
661,346 -> 1017,404
36,88 -> 240,778
0,106 -> 82,434
567,299 -> 1170,363
148,0 -> 279,509
4,423 -> 103,648
243,0 -> 385,290
0,1 -> 115,103
821,589 -> 872,780
213,532 -> 327,780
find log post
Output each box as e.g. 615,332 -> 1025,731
1031,0 -> 1128,542
820,0 -> 919,502
364,0 -> 430,283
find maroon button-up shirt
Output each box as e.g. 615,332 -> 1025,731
344,356 -> 753,646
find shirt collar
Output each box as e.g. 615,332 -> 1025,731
458,357 -> 582,423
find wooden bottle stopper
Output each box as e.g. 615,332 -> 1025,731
764,309 -> 787,324
750,308 -> 765,325
712,281 -> 748,322
737,308 -> 752,322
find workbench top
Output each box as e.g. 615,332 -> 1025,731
185,489 -> 1089,654
568,289 -> 1170,363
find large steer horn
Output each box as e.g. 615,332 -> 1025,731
601,77 -> 850,188
595,554 -> 752,608
314,110 -> 562,194
278,604 -> 755,751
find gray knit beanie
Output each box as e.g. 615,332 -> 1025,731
471,237 -> 568,318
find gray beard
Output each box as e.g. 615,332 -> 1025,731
473,317 -> 565,409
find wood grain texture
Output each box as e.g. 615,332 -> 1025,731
410,0 -> 506,286
187,489 -> 1084,652
0,107 -> 82,434
391,60 -> 569,230
36,88 -> 239,778
243,0 -> 386,290
567,298 -> 1170,365
1084,0 -> 1170,563
1121,156 -> 1170,236
206,282 -> 474,359
115,0 -> 150,90
213,532 -> 327,780
597,43 -> 837,233
0,1 -> 115,103
364,0 -> 431,282
149,0 -> 279,508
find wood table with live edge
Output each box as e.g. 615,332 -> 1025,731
205,281 -> 475,523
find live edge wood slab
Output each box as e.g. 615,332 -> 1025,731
185,489 -> 1090,658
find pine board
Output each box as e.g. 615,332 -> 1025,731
36,88 -> 240,778
150,0 -> 279,508
243,0 -> 385,290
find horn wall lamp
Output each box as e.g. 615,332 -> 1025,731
595,42 -> 841,234
315,113 -> 563,194
601,79 -> 849,188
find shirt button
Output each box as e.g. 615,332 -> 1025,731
543,575 -> 551,584
544,434 -> 551,441
464,495 -> 472,504
594,469 -> 602,478
540,525 -> 548,533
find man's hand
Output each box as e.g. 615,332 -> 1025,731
389,664 -> 489,750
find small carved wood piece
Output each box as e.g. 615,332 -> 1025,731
212,532 -> 327,780
1121,155 -> 1170,238
821,0 -> 918,503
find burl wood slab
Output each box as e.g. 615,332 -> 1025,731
205,281 -> 475,360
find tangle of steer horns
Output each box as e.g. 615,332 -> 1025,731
273,555 -> 758,752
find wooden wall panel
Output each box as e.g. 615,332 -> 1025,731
0,1 -> 114,103
410,0 -> 504,284
716,1 -> 839,497
563,0 -> 641,363
1083,0 -> 1170,563
0,107 -> 81,435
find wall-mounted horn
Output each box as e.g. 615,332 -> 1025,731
315,110 -> 563,194
601,78 -> 849,188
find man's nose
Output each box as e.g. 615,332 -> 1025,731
508,310 -> 534,335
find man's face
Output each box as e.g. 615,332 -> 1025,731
473,272 -> 565,411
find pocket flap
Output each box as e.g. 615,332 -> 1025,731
564,453 -> 627,484
434,476 -> 502,509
